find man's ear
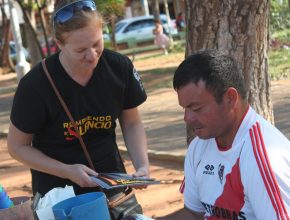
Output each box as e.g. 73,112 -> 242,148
224,87 -> 239,107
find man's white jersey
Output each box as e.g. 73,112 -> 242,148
182,106 -> 290,220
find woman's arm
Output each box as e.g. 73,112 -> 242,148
7,123 -> 98,187
119,107 -> 149,178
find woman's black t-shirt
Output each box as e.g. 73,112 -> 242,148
10,49 -> 147,196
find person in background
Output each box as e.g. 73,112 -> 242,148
175,12 -> 185,32
156,49 -> 290,219
153,19 -> 170,55
7,0 -> 149,204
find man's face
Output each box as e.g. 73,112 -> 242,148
177,81 -> 232,140
57,21 -> 104,73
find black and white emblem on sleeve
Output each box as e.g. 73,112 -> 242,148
133,68 -> 144,91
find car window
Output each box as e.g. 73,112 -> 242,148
124,20 -> 142,32
116,22 -> 127,33
124,19 -> 155,33
141,19 -> 155,28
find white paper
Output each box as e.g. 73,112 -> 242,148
36,185 -> 75,220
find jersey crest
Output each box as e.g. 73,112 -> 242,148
133,68 -> 144,91
218,163 -> 225,184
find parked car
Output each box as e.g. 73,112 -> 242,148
8,41 -> 30,63
115,14 -> 178,49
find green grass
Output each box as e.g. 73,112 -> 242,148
269,48 -> 290,80
137,47 -> 290,91
270,29 -> 290,43
109,33 -> 289,85
104,40 -> 113,50
140,67 -> 176,92
269,28 -> 290,79
136,41 -> 290,90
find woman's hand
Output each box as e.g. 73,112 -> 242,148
131,166 -> 150,190
132,166 -> 150,178
63,164 -> 99,188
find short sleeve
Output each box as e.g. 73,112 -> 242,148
241,136 -> 290,220
183,141 -> 206,213
10,75 -> 46,134
122,58 -> 147,109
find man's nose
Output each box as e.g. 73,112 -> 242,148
184,108 -> 197,124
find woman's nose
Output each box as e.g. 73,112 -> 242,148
86,48 -> 98,60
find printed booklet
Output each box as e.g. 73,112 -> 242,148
91,173 -> 160,189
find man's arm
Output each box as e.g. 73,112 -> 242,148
156,207 -> 204,220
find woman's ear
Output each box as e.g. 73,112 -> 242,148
54,38 -> 63,50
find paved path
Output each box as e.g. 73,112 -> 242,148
117,88 -> 186,161
1,77 -> 290,162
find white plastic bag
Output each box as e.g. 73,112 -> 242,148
36,185 -> 75,220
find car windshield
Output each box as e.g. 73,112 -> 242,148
116,22 -> 127,33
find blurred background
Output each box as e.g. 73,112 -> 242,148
0,0 -> 289,86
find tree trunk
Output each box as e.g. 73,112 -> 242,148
110,14 -> 117,51
0,16 -> 14,73
17,0 -> 43,66
152,0 -> 160,20
184,0 -> 273,144
0,24 -> 14,74
36,0 -> 50,57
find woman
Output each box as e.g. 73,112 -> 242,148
7,0 -> 149,200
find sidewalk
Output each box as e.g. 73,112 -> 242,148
117,88 -> 187,162
1,75 -> 290,163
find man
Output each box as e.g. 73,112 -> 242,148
157,49 -> 290,219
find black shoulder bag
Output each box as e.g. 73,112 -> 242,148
41,59 -> 143,220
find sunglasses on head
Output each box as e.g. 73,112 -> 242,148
53,0 -> 96,24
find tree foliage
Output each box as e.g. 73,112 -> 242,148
270,0 -> 290,32
95,0 -> 125,50
95,0 -> 125,19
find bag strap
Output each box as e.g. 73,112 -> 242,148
42,59 -> 133,207
41,59 -> 96,171
109,187 -> 134,208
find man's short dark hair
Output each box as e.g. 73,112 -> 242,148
173,49 -> 248,103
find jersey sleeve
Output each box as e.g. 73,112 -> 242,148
10,73 -> 47,134
241,134 -> 290,220
122,57 -> 147,109
183,139 -> 206,213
